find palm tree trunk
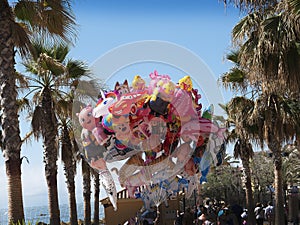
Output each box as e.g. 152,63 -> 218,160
42,88 -> 60,225
0,1 -> 24,224
268,132 -> 285,225
82,160 -> 91,225
67,176 -> 78,225
64,162 -> 78,225
242,159 -> 255,225
62,125 -> 78,225
273,148 -> 285,225
264,94 -> 285,225
6,158 -> 24,224
93,171 -> 100,225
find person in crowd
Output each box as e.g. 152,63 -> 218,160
206,201 -> 218,223
174,210 -> 184,225
217,205 -> 238,225
241,209 -> 248,225
183,207 -> 194,225
264,201 -> 274,225
254,203 -> 264,225
197,205 -> 206,217
198,207 -> 213,225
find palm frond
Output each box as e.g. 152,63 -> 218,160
17,97 -> 31,113
21,131 -> 33,145
31,105 -> 43,139
66,60 -> 90,80
52,44 -> 69,62
38,53 -> 65,76
14,0 -> 37,25
14,0 -> 77,45
288,0 -> 300,14
223,0 -> 278,12
11,21 -> 32,56
16,71 -> 29,90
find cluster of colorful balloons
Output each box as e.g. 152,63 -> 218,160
74,70 -> 226,210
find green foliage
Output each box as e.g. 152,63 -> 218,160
250,151 -> 274,201
201,155 -> 244,204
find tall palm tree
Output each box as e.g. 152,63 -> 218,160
220,97 -> 256,225
22,42 -> 88,225
220,50 -> 258,224
59,116 -> 79,225
230,7 -> 300,224
248,94 -> 299,224
0,1 -> 75,223
55,54 -> 92,225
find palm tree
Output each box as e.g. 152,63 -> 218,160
55,55 -> 92,225
22,42 -> 88,224
229,6 -> 300,223
220,50 -> 258,224
82,159 -> 92,225
252,90 -> 299,225
59,116 -> 79,225
220,97 -> 256,225
0,0 -> 75,223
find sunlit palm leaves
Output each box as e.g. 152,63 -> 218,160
232,5 -> 300,94
282,144 -> 300,187
223,0 -> 278,12
219,51 -> 249,92
13,0 -> 76,50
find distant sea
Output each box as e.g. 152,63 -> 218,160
0,203 -> 104,224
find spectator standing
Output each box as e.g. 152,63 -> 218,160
197,213 -> 212,225
174,210 -> 184,225
264,201 -> 274,225
254,203 -> 264,225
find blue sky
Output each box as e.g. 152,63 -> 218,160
0,0 -> 242,209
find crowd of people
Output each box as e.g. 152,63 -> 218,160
123,199 -> 299,225
173,200 -> 277,225
173,200 -> 243,225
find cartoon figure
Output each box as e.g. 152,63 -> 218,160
93,90 -> 117,119
77,105 -> 109,153
77,105 -> 118,210
115,80 -> 130,98
148,79 -> 175,116
178,75 -> 193,92
112,115 -> 131,143
131,75 -> 146,92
